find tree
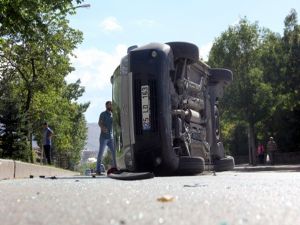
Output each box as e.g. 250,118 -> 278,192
209,18 -> 273,164
0,86 -> 30,160
0,0 -> 89,167
210,10 -> 300,160
260,9 -> 300,151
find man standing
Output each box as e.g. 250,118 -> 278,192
43,122 -> 53,165
96,101 -> 117,175
266,137 -> 278,165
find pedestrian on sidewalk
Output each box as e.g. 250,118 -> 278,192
266,136 -> 278,165
43,122 -> 54,165
95,101 -> 117,175
257,142 -> 265,164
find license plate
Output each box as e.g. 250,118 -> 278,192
141,85 -> 151,130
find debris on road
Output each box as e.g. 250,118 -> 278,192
157,195 -> 175,202
183,183 -> 208,188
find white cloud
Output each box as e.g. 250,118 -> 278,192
199,42 -> 213,61
69,45 -> 127,89
67,45 -> 127,122
100,17 -> 123,32
134,19 -> 157,28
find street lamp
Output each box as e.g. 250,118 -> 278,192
74,4 -> 91,9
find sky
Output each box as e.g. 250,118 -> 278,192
66,0 -> 300,123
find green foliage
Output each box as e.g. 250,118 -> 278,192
209,18 -> 271,161
221,121 -> 248,156
210,10 -> 300,155
209,18 -> 272,123
77,162 -> 96,175
0,0 -> 89,167
103,151 -> 112,168
102,149 -> 123,169
0,95 -> 30,160
262,9 -> 300,151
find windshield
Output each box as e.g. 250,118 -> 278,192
112,66 -> 122,151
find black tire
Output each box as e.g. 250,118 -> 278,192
108,172 -> 154,180
214,156 -> 235,172
209,68 -> 233,83
178,156 -> 205,175
166,42 -> 199,63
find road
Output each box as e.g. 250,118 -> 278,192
1,165 -> 300,225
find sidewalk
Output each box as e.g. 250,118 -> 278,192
234,163 -> 300,172
0,159 -> 79,180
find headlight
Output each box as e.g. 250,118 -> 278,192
151,50 -> 157,58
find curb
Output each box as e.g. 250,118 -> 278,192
0,159 -> 15,179
0,159 -> 79,180
233,163 -> 300,172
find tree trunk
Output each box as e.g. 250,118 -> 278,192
248,122 -> 256,165
25,58 -> 37,163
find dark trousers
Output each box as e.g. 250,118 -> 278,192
43,145 -> 52,165
269,151 -> 275,165
258,154 -> 264,164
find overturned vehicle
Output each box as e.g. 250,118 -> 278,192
111,42 -> 234,175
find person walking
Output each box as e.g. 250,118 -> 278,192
257,142 -> 265,164
43,122 -> 54,165
96,101 -> 117,175
266,137 -> 278,165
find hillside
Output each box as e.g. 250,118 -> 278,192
84,123 -> 100,151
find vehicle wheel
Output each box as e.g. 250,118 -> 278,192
178,156 -> 205,175
166,42 -> 199,63
214,156 -> 235,172
209,68 -> 233,83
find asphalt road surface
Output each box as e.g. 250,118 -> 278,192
1,165 -> 300,225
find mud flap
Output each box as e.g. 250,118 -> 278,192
108,171 -> 154,180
